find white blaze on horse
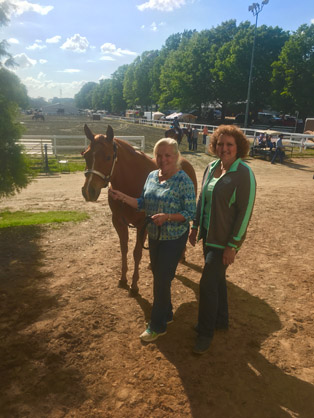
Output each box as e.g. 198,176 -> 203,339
81,124 -> 197,296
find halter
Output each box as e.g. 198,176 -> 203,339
84,141 -> 118,184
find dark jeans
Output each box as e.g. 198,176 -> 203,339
148,229 -> 189,333
271,147 -> 284,163
197,244 -> 228,338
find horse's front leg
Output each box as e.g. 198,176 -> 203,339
129,228 -> 146,296
112,216 -> 129,290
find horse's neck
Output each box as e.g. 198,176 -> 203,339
111,140 -> 156,190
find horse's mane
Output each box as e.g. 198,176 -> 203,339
115,137 -> 154,162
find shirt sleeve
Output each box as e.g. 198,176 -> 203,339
178,174 -> 196,221
228,167 -> 256,249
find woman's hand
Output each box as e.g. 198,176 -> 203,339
189,228 -> 197,247
151,213 -> 168,226
109,187 -> 124,201
223,247 -> 236,266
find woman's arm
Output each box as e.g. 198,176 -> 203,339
109,188 -> 138,209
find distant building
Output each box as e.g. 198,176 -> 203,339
42,103 -> 80,115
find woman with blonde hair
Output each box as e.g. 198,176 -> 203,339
110,137 -> 196,342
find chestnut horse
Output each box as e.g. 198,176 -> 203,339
82,124 -> 197,296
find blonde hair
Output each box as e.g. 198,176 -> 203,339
153,138 -> 182,168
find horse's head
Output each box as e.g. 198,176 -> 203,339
81,124 -> 117,202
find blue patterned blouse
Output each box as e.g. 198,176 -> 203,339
137,169 -> 196,240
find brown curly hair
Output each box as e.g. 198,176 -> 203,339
209,125 -> 250,159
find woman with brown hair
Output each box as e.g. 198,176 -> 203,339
189,125 -> 256,354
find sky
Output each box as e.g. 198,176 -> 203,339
1,0 -> 313,101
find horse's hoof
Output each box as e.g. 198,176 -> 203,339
118,280 -> 129,290
129,288 -> 139,297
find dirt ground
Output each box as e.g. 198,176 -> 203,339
0,156 -> 314,418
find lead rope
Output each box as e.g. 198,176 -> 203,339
139,216 -> 161,250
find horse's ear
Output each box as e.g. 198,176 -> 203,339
106,125 -> 114,142
84,124 -> 95,142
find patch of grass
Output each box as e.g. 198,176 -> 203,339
27,156 -> 86,174
0,210 -> 89,228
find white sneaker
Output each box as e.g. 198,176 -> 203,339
140,328 -> 167,342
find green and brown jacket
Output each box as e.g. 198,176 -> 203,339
192,158 -> 256,250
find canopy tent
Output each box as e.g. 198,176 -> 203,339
180,113 -> 197,122
152,112 -> 165,120
166,112 -> 182,120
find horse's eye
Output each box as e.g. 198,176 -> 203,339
106,156 -> 111,161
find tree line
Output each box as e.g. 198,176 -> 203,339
74,20 -> 314,121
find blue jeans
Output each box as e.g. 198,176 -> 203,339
271,147 -> 284,163
148,229 -> 189,333
197,245 -> 228,338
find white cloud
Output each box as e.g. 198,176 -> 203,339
100,55 -> 115,61
39,59 -> 47,64
46,35 -> 61,44
37,72 -> 46,80
99,75 -> 110,81
7,0 -> 53,16
13,52 -> 37,68
60,34 -> 89,53
137,0 -> 186,12
8,38 -> 19,44
23,75 -> 87,99
141,21 -> 166,31
311,18 -> 314,24
26,40 -> 47,50
100,42 -> 137,57
58,69 -> 81,73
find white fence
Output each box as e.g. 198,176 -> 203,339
119,116 -> 314,152
17,135 -> 145,155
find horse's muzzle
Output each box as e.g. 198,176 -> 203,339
81,186 -> 101,202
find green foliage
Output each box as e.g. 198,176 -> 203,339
73,21 -> 314,121
0,88 -> 32,198
74,82 -> 98,109
0,6 -> 32,198
0,210 -> 89,228
271,24 -> 314,118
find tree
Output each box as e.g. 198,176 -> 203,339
74,82 -> 97,109
0,1 -> 15,67
271,24 -> 314,118
0,3 -> 32,198
159,22 -> 238,113
110,65 -> 127,114
212,23 -> 289,117
0,95 -> 31,198
91,79 -> 112,111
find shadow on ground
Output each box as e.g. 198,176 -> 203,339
0,226 -> 87,417
135,264 -> 314,418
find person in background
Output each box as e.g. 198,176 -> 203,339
192,126 -> 199,151
186,124 -> 193,151
189,125 -> 256,354
271,134 -> 285,164
109,138 -> 196,343
202,126 -> 209,145
266,134 -> 274,151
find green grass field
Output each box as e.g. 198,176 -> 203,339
0,210 -> 89,228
